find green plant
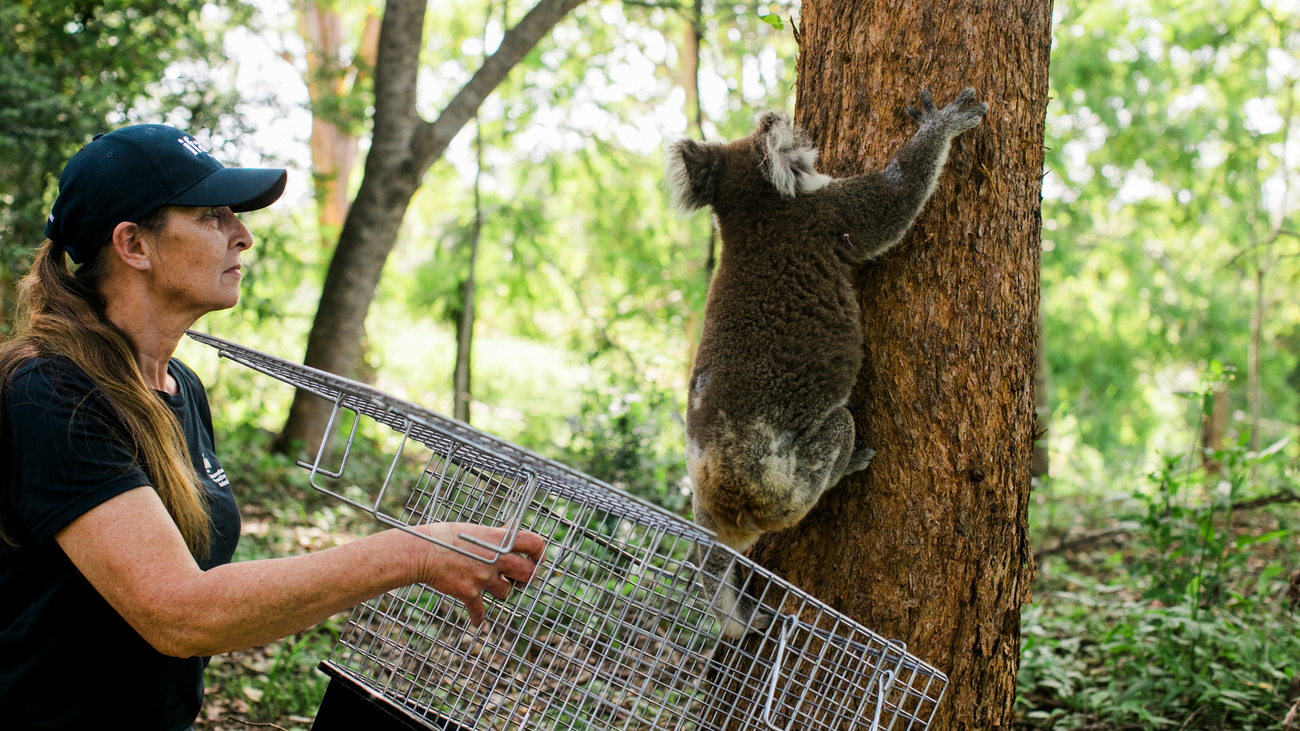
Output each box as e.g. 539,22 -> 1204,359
1019,364 -> 1300,730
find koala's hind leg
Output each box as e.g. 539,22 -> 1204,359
781,406 -> 867,519
691,498 -> 775,638
846,444 -> 876,475
697,542 -> 776,639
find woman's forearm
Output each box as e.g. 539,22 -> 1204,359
154,528 -> 415,657
57,487 -> 545,659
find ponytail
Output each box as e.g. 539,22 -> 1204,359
0,227 -> 210,558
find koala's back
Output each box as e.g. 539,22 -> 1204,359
688,206 -> 864,448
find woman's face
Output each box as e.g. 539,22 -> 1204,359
146,205 -> 253,316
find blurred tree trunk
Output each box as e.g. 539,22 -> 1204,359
680,0 -> 714,385
1202,383 -> 1228,475
453,124 -> 484,424
275,0 -> 590,454
1032,318 -> 1050,478
297,0 -> 380,239
745,1 -> 1052,729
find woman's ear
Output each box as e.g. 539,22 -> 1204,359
110,221 -> 153,272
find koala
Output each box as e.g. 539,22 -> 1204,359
667,89 -> 987,638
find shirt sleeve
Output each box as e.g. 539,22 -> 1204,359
5,361 -> 151,545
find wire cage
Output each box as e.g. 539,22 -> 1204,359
188,331 -> 948,731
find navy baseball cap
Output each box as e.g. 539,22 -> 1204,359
45,124 -> 288,264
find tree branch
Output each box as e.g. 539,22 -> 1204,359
1035,524 -> 1138,559
414,0 -> 590,170
1233,488 -> 1300,511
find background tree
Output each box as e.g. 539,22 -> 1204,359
745,1 -> 1052,728
295,0 -> 380,240
275,0 -> 590,453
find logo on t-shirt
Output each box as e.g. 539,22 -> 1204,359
202,454 -> 230,488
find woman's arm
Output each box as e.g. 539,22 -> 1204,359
56,486 -> 544,658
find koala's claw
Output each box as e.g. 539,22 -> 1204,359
908,87 -> 987,134
847,445 -> 876,474
905,89 -> 936,123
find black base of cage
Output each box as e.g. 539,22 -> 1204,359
312,662 -> 471,731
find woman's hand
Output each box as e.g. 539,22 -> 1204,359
407,523 -> 547,627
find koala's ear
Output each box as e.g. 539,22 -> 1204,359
666,138 -> 724,213
755,111 -> 819,199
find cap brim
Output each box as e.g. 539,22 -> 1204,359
167,166 -> 288,213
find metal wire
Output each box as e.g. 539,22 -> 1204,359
188,331 -> 949,731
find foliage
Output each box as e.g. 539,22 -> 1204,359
1042,0 -> 1300,484
561,363 -> 691,513
1020,399 -> 1300,730
0,0 -> 257,323
1019,588 -> 1299,730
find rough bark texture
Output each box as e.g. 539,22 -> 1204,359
745,1 -> 1052,729
276,0 -> 589,453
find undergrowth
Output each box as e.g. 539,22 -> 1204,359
1019,374 -> 1300,730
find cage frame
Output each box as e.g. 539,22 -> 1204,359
187,330 -> 949,731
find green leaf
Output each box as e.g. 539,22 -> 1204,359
758,13 -> 786,29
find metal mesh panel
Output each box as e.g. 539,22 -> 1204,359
188,331 -> 948,731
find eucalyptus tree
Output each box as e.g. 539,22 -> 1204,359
275,0 -> 591,453
295,0 -> 380,239
736,1 -> 1052,728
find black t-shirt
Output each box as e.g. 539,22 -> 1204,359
0,356 -> 240,730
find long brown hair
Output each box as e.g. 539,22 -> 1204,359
0,216 -> 210,557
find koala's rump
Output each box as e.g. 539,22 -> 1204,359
686,242 -> 863,543
687,409 -> 848,545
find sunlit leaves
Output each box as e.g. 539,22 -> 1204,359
1044,0 -> 1300,480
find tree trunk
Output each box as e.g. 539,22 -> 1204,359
680,0 -> 712,386
746,2 -> 1052,730
453,123 -> 484,424
1249,262 -> 1266,453
1202,383 -> 1228,475
276,0 -> 590,454
297,0 -> 380,236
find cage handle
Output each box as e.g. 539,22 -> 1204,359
762,616 -> 900,731
761,614 -> 797,731
867,669 -> 897,731
294,391 -> 359,482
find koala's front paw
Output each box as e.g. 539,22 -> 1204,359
906,87 -> 988,136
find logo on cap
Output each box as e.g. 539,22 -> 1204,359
178,137 -> 209,157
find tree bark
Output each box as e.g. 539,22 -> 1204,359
745,2 -> 1052,729
276,0 -> 589,454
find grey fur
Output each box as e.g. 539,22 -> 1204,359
668,89 -> 988,638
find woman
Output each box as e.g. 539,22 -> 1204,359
0,125 -> 545,730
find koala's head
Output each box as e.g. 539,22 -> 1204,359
665,111 -> 830,214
